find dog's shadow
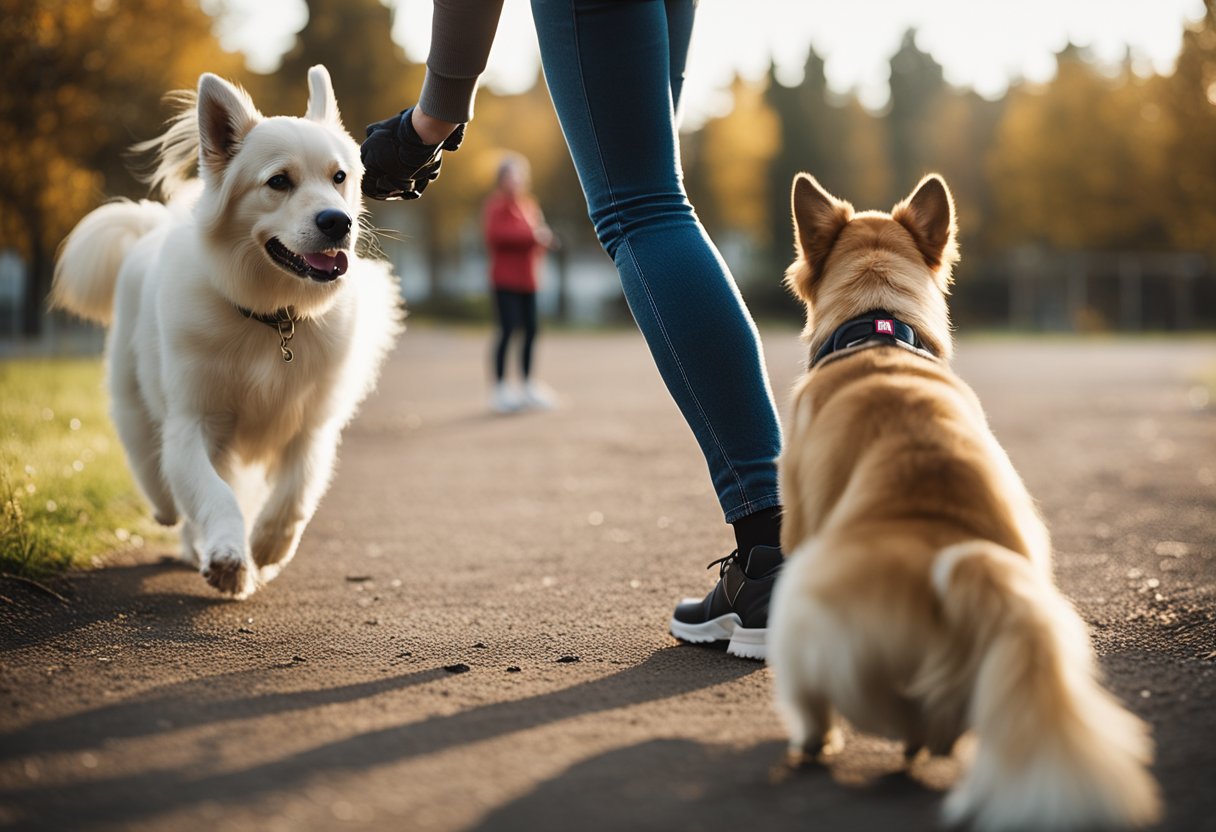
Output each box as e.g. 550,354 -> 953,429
468,739 -> 948,832
0,647 -> 768,827
0,632 -> 958,831
1,556 -> 232,654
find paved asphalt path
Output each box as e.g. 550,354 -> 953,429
1,327 -> 1213,832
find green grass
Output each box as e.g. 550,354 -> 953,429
0,359 -> 166,577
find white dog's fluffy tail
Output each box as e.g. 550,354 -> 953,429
52,88 -> 199,325
931,542 -> 1160,832
51,199 -> 169,325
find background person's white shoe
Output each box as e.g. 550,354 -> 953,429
490,382 -> 522,414
521,381 -> 556,410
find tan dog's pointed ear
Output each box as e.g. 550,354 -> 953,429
197,73 -> 261,180
785,173 -> 853,301
305,65 -> 342,125
892,174 -> 958,283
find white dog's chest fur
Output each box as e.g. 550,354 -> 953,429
136,259 -> 392,463
182,305 -> 354,461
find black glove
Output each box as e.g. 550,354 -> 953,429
361,106 -> 465,201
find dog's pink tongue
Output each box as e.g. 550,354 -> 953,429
304,250 -> 348,276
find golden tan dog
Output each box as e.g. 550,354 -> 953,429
768,173 -> 1160,831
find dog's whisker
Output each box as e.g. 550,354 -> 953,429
359,220 -> 404,241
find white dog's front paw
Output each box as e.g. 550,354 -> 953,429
200,544 -> 256,599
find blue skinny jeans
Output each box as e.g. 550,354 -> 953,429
531,0 -> 782,523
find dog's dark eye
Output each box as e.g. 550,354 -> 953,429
333,171 -> 346,184
267,174 -> 292,191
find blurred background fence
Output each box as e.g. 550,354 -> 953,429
3,0 -> 1215,354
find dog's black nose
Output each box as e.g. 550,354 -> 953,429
315,209 -> 352,242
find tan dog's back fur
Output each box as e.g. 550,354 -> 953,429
768,174 -> 1160,830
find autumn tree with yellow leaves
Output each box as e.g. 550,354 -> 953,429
987,46 -> 1175,251
1161,0 -> 1216,252
0,0 -> 244,336
6,3 -> 1214,333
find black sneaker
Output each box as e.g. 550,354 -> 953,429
669,545 -> 783,661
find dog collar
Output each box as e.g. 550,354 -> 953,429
809,310 -> 936,369
236,305 -> 298,363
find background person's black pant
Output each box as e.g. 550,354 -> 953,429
493,288 -> 538,382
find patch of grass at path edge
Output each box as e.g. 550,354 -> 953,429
1,358 -> 166,578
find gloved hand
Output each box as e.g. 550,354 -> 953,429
361,106 -> 465,201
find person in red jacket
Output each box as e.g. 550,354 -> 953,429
483,154 -> 556,412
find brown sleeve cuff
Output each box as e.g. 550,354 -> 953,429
418,70 -> 480,124
417,0 -> 505,124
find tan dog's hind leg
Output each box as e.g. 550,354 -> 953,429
780,687 -> 843,769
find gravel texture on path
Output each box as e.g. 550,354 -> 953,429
2,328 -> 1213,832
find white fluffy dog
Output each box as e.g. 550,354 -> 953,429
52,66 -> 402,598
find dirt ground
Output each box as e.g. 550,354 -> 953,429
1,327 -> 1214,832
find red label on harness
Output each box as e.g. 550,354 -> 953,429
875,320 -> 895,335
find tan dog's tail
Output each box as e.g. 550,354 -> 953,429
51,199 -> 169,325
931,541 -> 1160,831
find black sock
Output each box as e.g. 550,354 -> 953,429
732,506 -> 783,564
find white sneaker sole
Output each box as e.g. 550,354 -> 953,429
669,608 -> 767,661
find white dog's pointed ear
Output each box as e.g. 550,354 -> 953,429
785,173 -> 853,301
892,174 -> 958,280
197,73 -> 261,178
305,65 -> 342,125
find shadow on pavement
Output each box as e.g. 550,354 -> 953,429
469,738 -> 945,832
0,664 -> 450,762
0,559 -> 226,653
0,647 -> 762,828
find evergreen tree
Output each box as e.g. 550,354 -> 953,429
764,49 -> 837,276
887,29 -> 946,201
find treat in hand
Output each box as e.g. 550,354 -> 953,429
361,106 -> 465,201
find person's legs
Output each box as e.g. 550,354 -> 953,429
530,0 -> 782,528
519,291 -> 538,381
663,0 -> 695,117
491,289 -> 527,413
492,288 -> 516,383
533,0 -> 783,658
517,290 -> 554,409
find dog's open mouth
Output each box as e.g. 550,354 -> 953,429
266,238 -> 349,282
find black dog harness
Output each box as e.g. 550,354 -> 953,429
236,305 -> 299,363
809,310 -> 938,370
